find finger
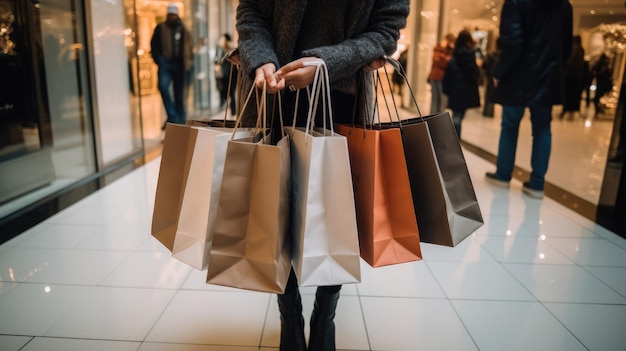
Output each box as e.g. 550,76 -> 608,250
277,60 -> 305,77
274,77 -> 286,91
254,73 -> 265,89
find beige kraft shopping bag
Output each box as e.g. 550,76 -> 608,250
151,123 -> 196,252
175,125 -> 254,270
207,85 -> 292,293
152,123 -> 253,270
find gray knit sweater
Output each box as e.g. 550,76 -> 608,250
235,0 -> 409,125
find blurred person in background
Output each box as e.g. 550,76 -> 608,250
427,33 -> 454,114
560,35 -> 585,120
151,3 -> 193,128
485,0 -> 573,199
214,33 -> 238,116
442,29 -> 481,138
481,37 -> 502,117
591,53 -> 613,119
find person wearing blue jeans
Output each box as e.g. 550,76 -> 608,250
490,105 -> 552,195
485,0 -> 572,199
156,59 -> 186,124
150,3 -> 193,127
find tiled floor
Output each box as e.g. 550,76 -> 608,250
1,136 -> 626,350
461,103 -> 613,205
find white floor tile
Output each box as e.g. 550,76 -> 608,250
49,205 -> 147,227
504,263 -> 626,303
146,290 -> 270,345
100,251 -> 192,289
451,300 -> 586,351
356,259 -> 445,298
10,223 -> 103,249
427,261 -> 535,301
361,297 -> 477,351
594,226 -> 626,250
530,212 -> 599,239
20,337 -> 139,351
327,294 -> 369,350
0,335 -> 32,351
475,236 -> 574,264
583,266 -> 626,297
472,215 -> 537,238
75,222 -> 151,251
544,303 -> 626,351
45,287 -> 176,341
0,247 -> 130,285
546,237 -> 626,267
136,234 -> 175,254
421,237 -> 496,262
0,283 -> 94,335
0,282 -> 17,297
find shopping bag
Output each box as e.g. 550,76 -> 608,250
207,85 -> 292,293
187,119 -> 237,128
377,59 -> 483,246
151,123 -> 253,270
288,60 -> 360,286
151,123 -> 191,252
335,123 -> 422,267
379,112 -> 484,246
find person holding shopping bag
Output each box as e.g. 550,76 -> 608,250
231,1 -> 410,350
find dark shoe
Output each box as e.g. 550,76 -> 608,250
485,172 -> 510,187
309,288 -> 340,351
277,289 -> 306,351
522,182 -> 544,199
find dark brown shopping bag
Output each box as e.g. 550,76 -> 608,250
379,112 -> 483,246
206,85 -> 292,293
335,124 -> 422,267
377,59 -> 483,246
288,60 -> 361,286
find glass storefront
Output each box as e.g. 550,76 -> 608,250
0,0 -> 96,219
0,0 -> 231,240
399,0 -> 625,235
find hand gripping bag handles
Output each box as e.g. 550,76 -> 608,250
206,83 -> 292,293
378,57 -> 483,246
287,59 -> 361,286
335,71 -> 422,267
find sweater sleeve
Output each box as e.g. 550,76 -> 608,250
236,0 -> 280,78
302,0 -> 410,82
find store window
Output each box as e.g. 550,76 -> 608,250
0,0 -> 96,218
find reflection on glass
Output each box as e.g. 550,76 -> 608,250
0,0 -> 96,219
39,0 -> 95,179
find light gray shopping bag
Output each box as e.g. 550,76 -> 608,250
288,59 -> 361,286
